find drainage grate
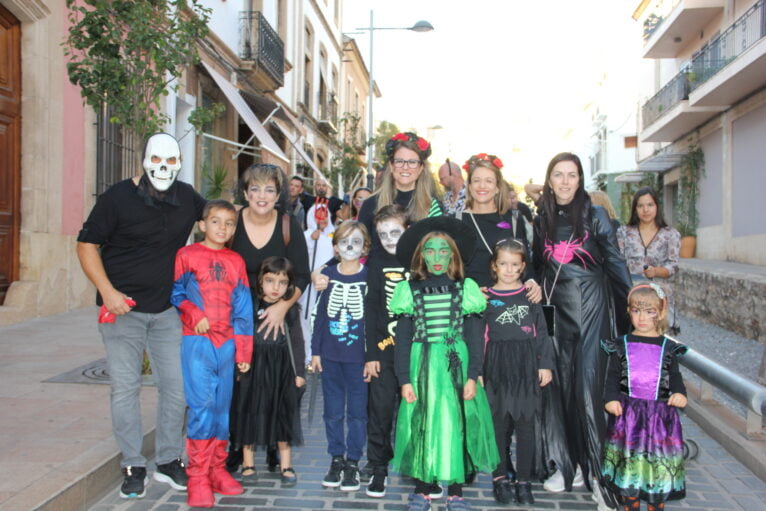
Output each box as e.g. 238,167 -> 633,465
44,358 -> 155,386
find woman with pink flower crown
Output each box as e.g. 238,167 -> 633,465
532,152 -> 632,510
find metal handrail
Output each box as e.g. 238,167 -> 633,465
641,68 -> 690,130
239,11 -> 285,87
670,335 -> 766,433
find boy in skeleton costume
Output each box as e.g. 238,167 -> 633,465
361,205 -> 410,497
77,133 -> 206,499
310,221 -> 371,492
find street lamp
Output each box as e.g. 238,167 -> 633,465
356,11 -> 434,189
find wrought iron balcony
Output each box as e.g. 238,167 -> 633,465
688,0 -> 766,93
318,93 -> 339,134
239,11 -> 284,88
641,69 -> 691,130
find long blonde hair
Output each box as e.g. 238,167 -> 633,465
465,159 -> 510,215
590,190 -> 618,221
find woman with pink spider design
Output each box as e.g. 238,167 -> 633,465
532,152 -> 632,511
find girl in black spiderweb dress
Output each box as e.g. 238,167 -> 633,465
483,240 -> 554,505
229,257 -> 306,486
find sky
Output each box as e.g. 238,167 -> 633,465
342,0 -> 644,187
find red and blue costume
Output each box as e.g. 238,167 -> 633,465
171,243 -> 253,506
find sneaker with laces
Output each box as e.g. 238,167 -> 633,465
492,477 -> 513,504
340,459 -> 360,491
120,466 -> 147,499
366,469 -> 387,498
445,495 -> 472,511
515,481 -> 535,505
428,482 -> 443,499
153,458 -> 188,490
322,456 -> 345,488
543,469 -> 565,492
359,462 -> 374,483
408,493 -> 431,511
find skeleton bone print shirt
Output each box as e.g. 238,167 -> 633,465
310,264 -> 368,364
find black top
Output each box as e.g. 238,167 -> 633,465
357,190 -> 415,257
604,334 -> 686,403
364,251 -> 408,363
77,178 -> 206,313
300,193 -> 345,224
254,299 -> 306,378
517,202 -> 534,224
461,210 -> 533,287
230,208 -> 310,293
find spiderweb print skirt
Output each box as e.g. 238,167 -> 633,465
601,395 -> 686,504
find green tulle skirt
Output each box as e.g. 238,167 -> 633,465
392,339 -> 500,484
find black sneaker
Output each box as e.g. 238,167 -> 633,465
340,459 -> 360,491
153,458 -> 188,490
428,482 -> 443,499
359,462 -> 374,483
492,477 -> 513,504
120,466 -> 147,499
366,469 -> 387,498
515,481 -> 535,505
322,456 -> 345,488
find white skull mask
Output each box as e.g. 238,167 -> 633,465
377,220 -> 404,255
337,230 -> 365,261
143,133 -> 182,192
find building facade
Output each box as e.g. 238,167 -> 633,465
633,0 -> 766,265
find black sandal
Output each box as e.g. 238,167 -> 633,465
241,466 -> 258,481
281,467 -> 297,486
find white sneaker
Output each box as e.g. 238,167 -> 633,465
591,480 -> 616,511
572,466 -> 584,487
543,470 -> 565,492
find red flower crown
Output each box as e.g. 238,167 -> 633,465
386,132 -> 432,159
463,153 -> 504,171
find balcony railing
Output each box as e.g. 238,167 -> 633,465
688,0 -> 766,92
318,93 -> 338,127
643,0 -> 682,41
239,11 -> 284,87
642,68 -> 691,129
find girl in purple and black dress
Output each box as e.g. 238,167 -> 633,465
601,283 -> 687,511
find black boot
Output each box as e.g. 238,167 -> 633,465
492,477 -> 514,504
515,481 -> 534,505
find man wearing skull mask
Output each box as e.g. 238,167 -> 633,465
77,133 -> 206,499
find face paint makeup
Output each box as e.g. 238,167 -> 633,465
337,229 -> 365,261
422,237 -> 452,275
377,220 -> 405,255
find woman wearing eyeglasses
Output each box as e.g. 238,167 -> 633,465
356,132 -> 443,255
227,164 -> 311,478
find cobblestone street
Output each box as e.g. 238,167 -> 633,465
90,386 -> 766,511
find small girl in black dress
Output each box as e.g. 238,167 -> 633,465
229,256 -> 306,486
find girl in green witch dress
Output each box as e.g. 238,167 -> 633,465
391,217 -> 499,511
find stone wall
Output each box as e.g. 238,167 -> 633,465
676,259 -> 766,343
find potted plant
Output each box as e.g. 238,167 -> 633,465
676,146 -> 705,257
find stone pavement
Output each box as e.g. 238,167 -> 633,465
90,391 -> 766,510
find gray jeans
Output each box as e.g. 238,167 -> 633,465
99,307 -> 185,468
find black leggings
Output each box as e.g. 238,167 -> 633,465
491,412 -> 535,481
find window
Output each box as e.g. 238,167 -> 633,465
624,136 -> 637,148
96,103 -> 140,195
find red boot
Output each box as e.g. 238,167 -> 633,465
209,440 -> 243,495
186,438 -> 215,508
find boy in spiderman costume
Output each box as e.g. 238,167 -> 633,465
171,200 -> 254,508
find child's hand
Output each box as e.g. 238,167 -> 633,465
463,378 -> 477,400
668,393 -> 687,408
194,317 -> 210,335
401,383 -> 417,403
310,355 -> 323,373
525,279 -> 542,304
363,361 -> 380,382
605,400 -> 623,416
295,376 -> 306,388
479,286 -> 490,300
237,362 -> 250,373
538,369 -> 553,387
311,269 -> 329,291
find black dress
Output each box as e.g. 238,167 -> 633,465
229,300 -> 306,449
532,204 -> 632,488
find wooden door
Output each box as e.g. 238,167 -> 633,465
0,5 -> 21,305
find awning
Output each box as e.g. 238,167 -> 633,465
201,62 -> 289,163
271,122 -> 328,184
241,91 -> 306,137
637,152 -> 683,172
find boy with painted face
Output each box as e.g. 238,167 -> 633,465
360,205 -> 410,497
390,216 -> 499,511
310,221 -> 371,493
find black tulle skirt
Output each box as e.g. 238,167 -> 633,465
229,341 -> 303,449
483,339 -> 541,421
